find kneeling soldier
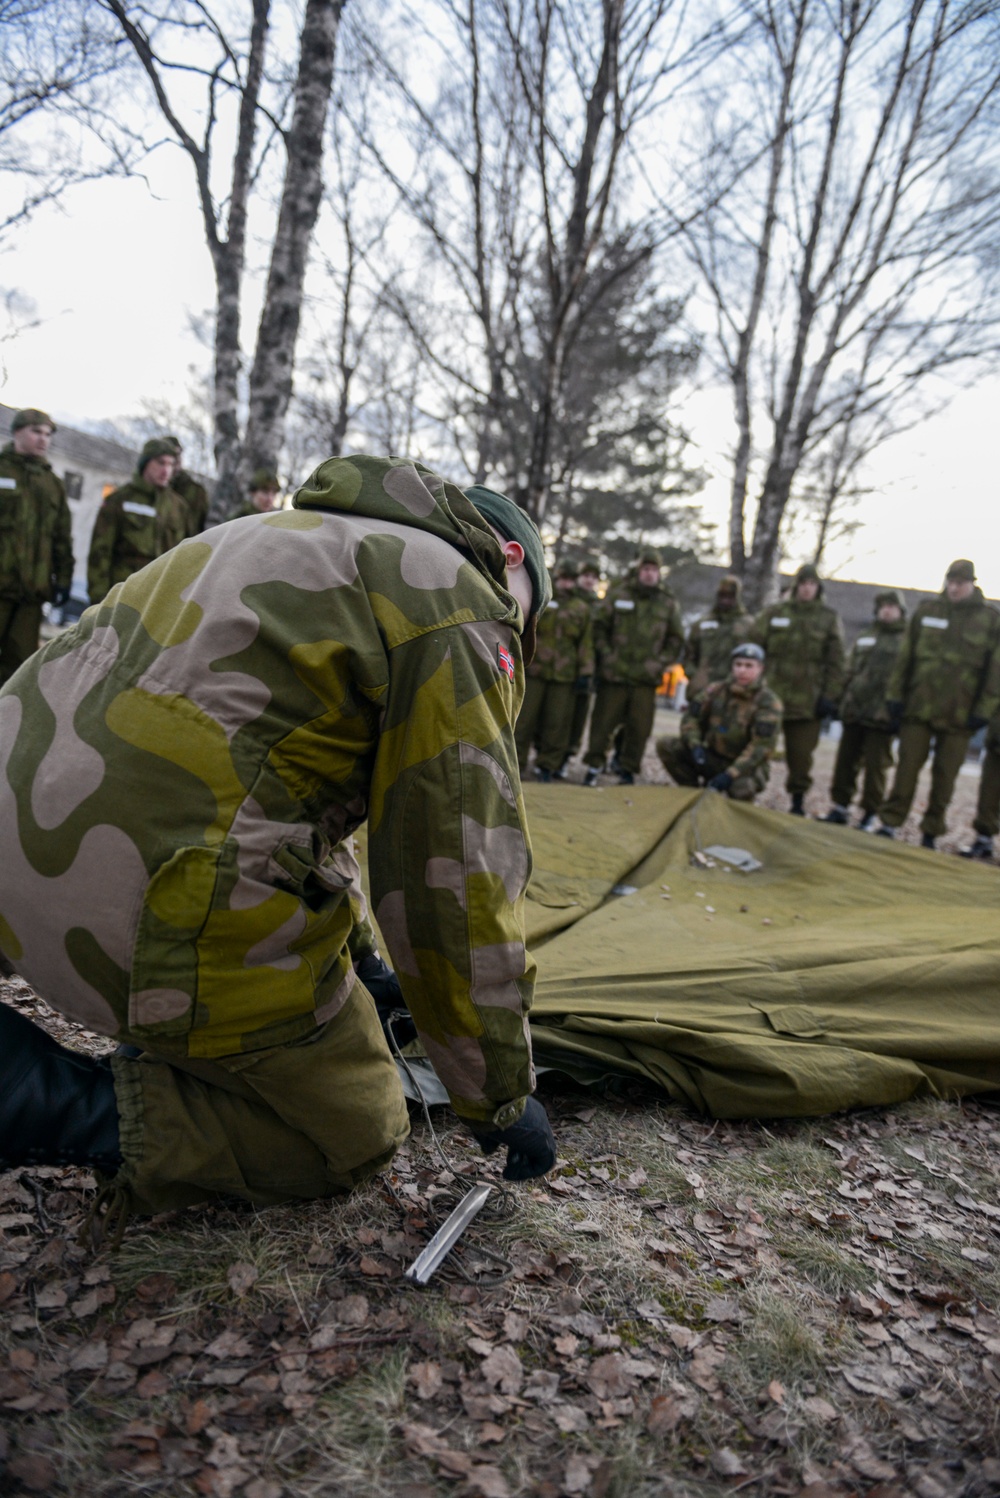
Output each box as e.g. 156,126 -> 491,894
0,458 -> 557,1219
656,643 -> 782,800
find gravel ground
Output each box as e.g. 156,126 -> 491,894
547,704 -> 996,863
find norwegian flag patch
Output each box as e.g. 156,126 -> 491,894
497,643 -> 515,682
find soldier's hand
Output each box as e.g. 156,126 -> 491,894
968,714 -> 988,733
815,695 -> 838,720
573,674 -> 591,695
886,700 -> 903,733
355,952 -> 416,1046
691,745 -> 708,769
707,771 -> 733,793
468,1097 -> 557,1181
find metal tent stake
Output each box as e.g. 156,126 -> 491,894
404,1183 -> 493,1285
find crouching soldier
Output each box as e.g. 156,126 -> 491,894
656,643 -> 782,800
0,458 -> 557,1219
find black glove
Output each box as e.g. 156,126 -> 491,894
968,714 -> 988,733
691,745 -> 708,769
52,586 -> 70,608
573,675 -> 591,695
468,1096 -> 557,1181
707,771 -> 733,793
815,696 -> 838,720
886,700 -> 903,734
355,952 -> 416,1047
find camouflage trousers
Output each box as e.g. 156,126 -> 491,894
782,718 -> 822,796
515,678 -> 576,774
111,983 -> 409,1215
585,683 -> 657,775
656,740 -> 766,802
973,722 -> 1000,839
830,723 -> 894,816
0,600 -> 42,686
567,686 -> 593,758
880,722 -> 971,838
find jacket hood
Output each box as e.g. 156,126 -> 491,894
792,563 -> 824,599
293,453 -> 520,622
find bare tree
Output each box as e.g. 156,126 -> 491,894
99,0 -> 346,509
0,0 -> 135,241
680,0 -> 1000,607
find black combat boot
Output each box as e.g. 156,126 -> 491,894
790,793 -> 805,816
921,833 -> 936,851
822,806 -> 849,825
961,835 -> 994,861
0,1004 -> 122,1173
583,768 -> 601,787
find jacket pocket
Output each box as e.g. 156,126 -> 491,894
129,844 -> 221,1037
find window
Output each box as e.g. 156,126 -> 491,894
63,471 -> 83,501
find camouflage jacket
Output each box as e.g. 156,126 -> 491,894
0,445 -> 73,604
682,605 -> 754,702
86,474 -> 188,603
0,455 -> 534,1129
752,597 -> 845,719
172,469 -> 210,538
839,617 -> 906,728
887,588 -> 1000,732
593,577 -> 684,688
527,593 -> 594,683
681,677 -> 783,778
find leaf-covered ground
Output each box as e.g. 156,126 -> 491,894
3,974 -> 1000,1498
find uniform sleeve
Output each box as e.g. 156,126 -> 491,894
730,692 -> 782,777
820,612 -> 847,701
680,690 -> 710,749
886,613 -> 917,704
664,601 -> 684,666
973,618 -> 1000,723
52,486 -> 74,593
87,498 -> 119,604
368,620 -> 535,1128
750,609 -> 769,649
682,623 -> 700,676
576,606 -> 594,678
335,839 -> 379,964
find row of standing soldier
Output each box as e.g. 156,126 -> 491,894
2,405 -> 998,854
516,550 -> 1000,857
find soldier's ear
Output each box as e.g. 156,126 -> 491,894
499,539 -> 525,570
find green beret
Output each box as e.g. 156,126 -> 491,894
250,468 -> 280,492
946,558 -> 976,583
464,485 -> 551,620
553,557 -> 578,580
874,589 -> 903,612
732,642 -> 764,663
138,438 -> 178,471
795,563 -> 820,584
578,554 -> 602,577
163,434 -> 183,456
12,408 -> 55,434
636,547 -> 662,568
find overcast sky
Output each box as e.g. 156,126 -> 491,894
3,152 -> 998,598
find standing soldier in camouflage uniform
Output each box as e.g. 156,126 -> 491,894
960,711 -> 1000,861
515,559 -> 593,781
823,591 -> 907,829
583,548 -> 684,786
557,553 -> 602,778
683,575 -> 753,705
752,563 -> 846,814
657,642 -> 781,800
165,436 -> 210,537
874,560 -> 1000,849
0,458 -> 556,1213
87,439 -> 189,604
231,469 -> 281,519
0,408 -> 73,684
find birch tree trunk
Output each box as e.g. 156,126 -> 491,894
242,0 -> 345,485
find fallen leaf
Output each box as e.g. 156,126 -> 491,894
466,1466 -> 511,1498
480,1345 -> 523,1395
585,1354 -> 636,1399
226,1262 -> 259,1298
358,1255 -> 393,1278
712,1448 -> 748,1477
409,1361 -> 443,1400
767,1379 -> 784,1404
203,1330 -> 253,1361
6,1453 -> 57,1492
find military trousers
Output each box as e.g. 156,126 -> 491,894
515,677 -> 576,774
656,740 -> 765,802
782,718 -> 822,796
830,722 -> 894,817
0,599 -> 42,686
111,982 -> 409,1216
567,687 -> 593,757
585,683 -> 656,775
880,722 -> 971,838
973,722 -> 1000,839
